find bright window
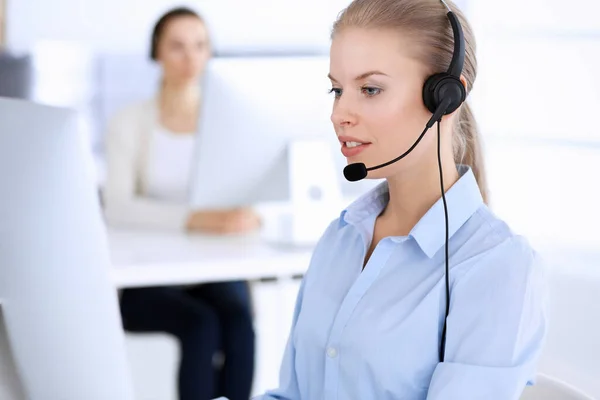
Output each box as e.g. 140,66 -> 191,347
467,0 -> 600,250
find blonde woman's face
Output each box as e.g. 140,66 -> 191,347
329,28 -> 438,179
156,16 -> 211,84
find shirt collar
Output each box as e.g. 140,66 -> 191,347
339,165 -> 484,258
338,181 -> 389,229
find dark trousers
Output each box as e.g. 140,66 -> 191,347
119,281 -> 255,400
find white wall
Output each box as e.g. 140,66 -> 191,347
469,0 -> 600,142
7,0 -> 352,54
469,0 -> 600,35
467,0 -> 600,257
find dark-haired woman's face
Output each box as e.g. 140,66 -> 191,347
156,16 -> 211,84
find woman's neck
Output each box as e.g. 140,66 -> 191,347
157,80 -> 201,133
381,156 -> 459,236
159,80 -> 201,115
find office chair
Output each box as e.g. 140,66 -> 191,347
520,373 -> 595,400
0,51 -> 33,99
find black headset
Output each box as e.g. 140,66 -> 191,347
422,0 -> 466,119
343,0 -> 467,363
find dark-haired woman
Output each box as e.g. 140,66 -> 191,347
103,8 -> 257,400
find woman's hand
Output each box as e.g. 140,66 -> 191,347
186,208 -> 262,234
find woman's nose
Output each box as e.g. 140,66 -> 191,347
331,97 -> 358,128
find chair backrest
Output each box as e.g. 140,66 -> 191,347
520,373 -> 595,400
0,98 -> 134,400
535,249 -> 600,397
0,52 -> 33,99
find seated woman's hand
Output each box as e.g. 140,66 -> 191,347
186,208 -> 261,234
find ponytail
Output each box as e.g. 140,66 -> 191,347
455,102 -> 489,204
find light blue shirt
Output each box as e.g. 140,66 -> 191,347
256,165 -> 547,400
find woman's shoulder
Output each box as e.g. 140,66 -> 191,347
105,98 -> 157,150
456,205 -> 543,286
109,98 -> 156,129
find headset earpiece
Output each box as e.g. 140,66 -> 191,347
422,72 -> 466,115
422,7 -> 467,118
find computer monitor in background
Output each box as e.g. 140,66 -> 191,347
0,98 -> 133,400
189,56 -> 331,209
189,56 -> 380,211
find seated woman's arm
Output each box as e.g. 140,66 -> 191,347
103,110 -> 262,233
103,110 -> 189,231
427,236 -> 548,400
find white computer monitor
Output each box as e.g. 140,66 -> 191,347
0,98 -> 133,399
189,56 -> 345,210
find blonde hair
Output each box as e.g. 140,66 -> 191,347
332,0 -> 489,203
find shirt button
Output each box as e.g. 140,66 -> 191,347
327,347 -> 338,358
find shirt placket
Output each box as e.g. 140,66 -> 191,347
322,239 -> 396,399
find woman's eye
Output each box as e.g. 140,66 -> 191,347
328,88 -> 342,98
362,86 -> 381,97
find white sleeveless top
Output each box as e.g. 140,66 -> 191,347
145,126 -> 196,202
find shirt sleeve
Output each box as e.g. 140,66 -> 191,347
426,236 -> 548,400
103,108 -> 189,231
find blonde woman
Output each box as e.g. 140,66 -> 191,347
103,8 -> 257,400
255,0 -> 547,399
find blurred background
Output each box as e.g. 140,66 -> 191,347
2,0 -> 598,248
0,0 -> 599,399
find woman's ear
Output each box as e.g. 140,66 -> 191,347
443,75 -> 469,123
459,75 -> 468,92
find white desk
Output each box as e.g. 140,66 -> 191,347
108,228 -> 600,398
108,228 -> 314,399
108,229 -> 314,289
